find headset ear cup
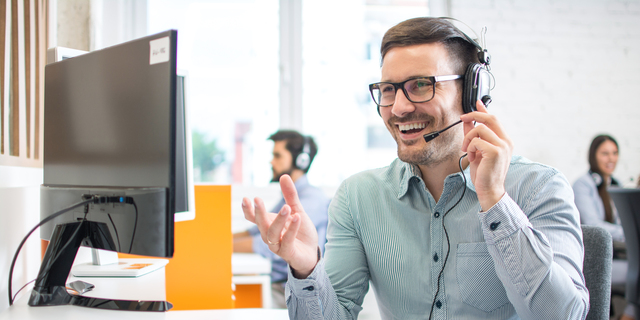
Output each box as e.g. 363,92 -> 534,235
591,172 -> 603,187
462,63 -> 491,114
295,153 -> 310,171
462,64 -> 479,114
295,136 -> 312,171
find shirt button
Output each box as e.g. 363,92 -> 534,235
490,221 -> 501,231
434,212 -> 440,218
433,253 -> 438,262
435,300 -> 442,308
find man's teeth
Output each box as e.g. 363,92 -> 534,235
399,122 -> 427,132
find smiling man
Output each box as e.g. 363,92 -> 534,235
242,18 -> 588,319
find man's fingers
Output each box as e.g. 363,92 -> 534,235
241,197 -> 256,223
462,124 -> 502,152
253,197 -> 269,226
280,175 -> 305,214
266,204 -> 291,246
460,100 -> 507,140
476,99 -> 488,113
280,213 -> 301,252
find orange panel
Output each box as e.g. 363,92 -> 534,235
234,284 -> 262,308
120,185 -> 233,310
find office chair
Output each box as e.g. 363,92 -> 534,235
610,188 -> 640,316
582,224 -> 613,320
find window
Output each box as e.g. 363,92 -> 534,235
148,0 -> 280,185
301,1 -> 429,185
93,0 -> 430,187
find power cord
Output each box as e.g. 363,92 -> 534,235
8,197 -> 93,306
8,195 -> 136,306
428,153 -> 468,319
11,279 -> 36,303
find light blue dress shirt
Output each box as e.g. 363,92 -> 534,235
572,172 -> 624,242
249,174 -> 330,283
285,156 -> 588,319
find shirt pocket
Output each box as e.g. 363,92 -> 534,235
456,242 -> 510,312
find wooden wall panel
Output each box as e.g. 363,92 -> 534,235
0,0 -> 46,167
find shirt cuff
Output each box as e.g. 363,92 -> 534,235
478,192 -> 531,245
286,257 -> 325,299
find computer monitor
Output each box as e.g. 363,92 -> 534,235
44,47 -> 196,223
32,30 -> 184,311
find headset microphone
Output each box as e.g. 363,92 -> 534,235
422,96 -> 492,143
423,120 -> 462,143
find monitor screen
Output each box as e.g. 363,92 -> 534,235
32,30 -> 182,311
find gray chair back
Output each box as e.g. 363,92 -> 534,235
610,188 -> 640,315
582,224 -> 612,320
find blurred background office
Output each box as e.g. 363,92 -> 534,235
53,0 -> 640,193
1,0 -> 638,316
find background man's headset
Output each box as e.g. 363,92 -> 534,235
294,136 -> 311,171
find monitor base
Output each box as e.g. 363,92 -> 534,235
28,285 -> 172,311
72,258 -> 169,278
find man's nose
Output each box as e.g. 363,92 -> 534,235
391,89 -> 416,117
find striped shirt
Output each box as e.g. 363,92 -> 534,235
285,156 -> 588,319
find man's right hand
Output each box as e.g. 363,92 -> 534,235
242,174 -> 320,279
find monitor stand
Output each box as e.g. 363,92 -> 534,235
71,249 -> 169,278
28,221 -> 173,311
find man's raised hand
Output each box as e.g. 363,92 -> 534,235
242,174 -> 320,278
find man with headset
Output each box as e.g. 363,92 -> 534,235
242,18 -> 588,319
234,130 -> 330,308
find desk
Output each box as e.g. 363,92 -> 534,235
2,302 -> 288,320
1,269 -> 288,319
232,253 -> 272,308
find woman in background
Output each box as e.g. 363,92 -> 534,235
573,134 -> 623,241
573,134 -> 634,320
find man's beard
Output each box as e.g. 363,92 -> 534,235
387,112 -> 462,167
271,167 -> 294,183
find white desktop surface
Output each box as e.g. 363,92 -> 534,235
2,267 -> 288,319
232,252 -> 271,275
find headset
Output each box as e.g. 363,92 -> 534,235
446,18 -> 493,114
295,136 -> 312,171
421,18 -> 494,143
590,171 -> 604,187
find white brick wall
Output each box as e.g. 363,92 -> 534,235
451,0 -> 640,186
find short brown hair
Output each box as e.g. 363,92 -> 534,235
380,17 -> 479,75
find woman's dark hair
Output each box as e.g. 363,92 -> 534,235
380,17 -> 479,76
588,134 -> 619,223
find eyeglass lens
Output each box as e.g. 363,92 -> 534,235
372,78 -> 434,106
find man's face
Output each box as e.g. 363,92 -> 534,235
379,43 -> 464,167
270,140 -> 294,182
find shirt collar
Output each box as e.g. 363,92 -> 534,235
397,160 -> 476,199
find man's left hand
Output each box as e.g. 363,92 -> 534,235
461,100 -> 513,211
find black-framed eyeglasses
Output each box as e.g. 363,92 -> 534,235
369,75 -> 463,107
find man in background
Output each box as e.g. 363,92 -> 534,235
233,130 -> 330,308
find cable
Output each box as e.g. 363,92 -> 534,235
8,197 -> 94,306
428,154 -> 468,319
128,201 -> 139,254
11,279 -> 36,303
107,214 -> 121,252
37,211 -> 89,286
8,195 -> 137,306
